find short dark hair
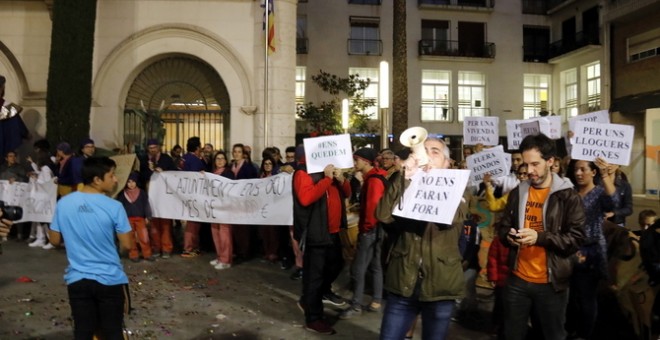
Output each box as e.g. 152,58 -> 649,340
519,134 -> 555,160
639,209 -> 657,226
186,137 -> 201,153
33,139 -> 51,151
81,157 -> 116,185
285,146 -> 296,154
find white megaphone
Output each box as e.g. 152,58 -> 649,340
399,126 -> 429,166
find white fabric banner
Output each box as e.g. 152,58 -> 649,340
463,116 -> 499,146
393,169 -> 470,225
0,179 -> 57,223
570,121 -> 635,166
303,134 -> 353,173
466,148 -> 510,184
148,171 -> 293,225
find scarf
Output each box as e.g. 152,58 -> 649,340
124,187 -> 140,203
232,159 -> 245,178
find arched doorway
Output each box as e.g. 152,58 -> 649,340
123,55 -> 230,153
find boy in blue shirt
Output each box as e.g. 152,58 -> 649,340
49,157 -> 133,339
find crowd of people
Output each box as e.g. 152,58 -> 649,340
1,130 -> 660,339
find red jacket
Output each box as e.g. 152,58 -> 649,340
487,236 -> 510,287
359,167 -> 388,233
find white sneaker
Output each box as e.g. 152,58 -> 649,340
210,259 -> 219,266
42,243 -> 55,250
214,262 -> 231,270
29,239 -> 47,248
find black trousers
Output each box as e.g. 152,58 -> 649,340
68,279 -> 127,340
301,233 -> 344,323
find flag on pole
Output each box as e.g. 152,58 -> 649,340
262,0 -> 276,54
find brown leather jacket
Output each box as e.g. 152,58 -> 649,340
496,173 -> 586,291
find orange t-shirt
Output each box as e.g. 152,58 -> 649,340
513,186 -> 550,283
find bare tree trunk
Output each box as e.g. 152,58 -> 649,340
391,0 -> 408,151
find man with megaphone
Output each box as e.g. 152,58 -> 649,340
376,128 -> 469,340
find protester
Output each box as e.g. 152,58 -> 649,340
607,169 -> 633,227
170,144 -> 183,170
293,145 -> 350,335
227,143 -> 258,260
376,137 -> 469,340
140,139 -> 177,258
26,151 -> 55,249
71,138 -> 96,190
180,137 -> 206,258
49,157 -> 133,339
638,210 -> 657,232
116,172 -> 154,262
259,156 -> 281,263
0,150 -> 27,182
339,147 -> 387,319
209,150 -> 233,270
496,133 -> 586,340
55,142 -> 75,197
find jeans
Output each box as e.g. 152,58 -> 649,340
380,292 -> 455,340
68,279 -> 127,340
350,229 -> 383,306
301,233 -> 344,323
503,274 -> 568,340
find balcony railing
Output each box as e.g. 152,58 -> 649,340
297,38 -> 308,54
419,39 -> 496,58
522,0 -> 546,14
418,0 -> 495,9
549,31 -> 600,59
348,39 -> 383,56
523,44 -> 549,62
547,0 -> 569,11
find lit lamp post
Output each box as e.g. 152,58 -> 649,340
342,99 -> 349,134
379,61 -> 390,149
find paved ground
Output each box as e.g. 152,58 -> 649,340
0,239 -> 495,340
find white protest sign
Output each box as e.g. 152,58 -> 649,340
393,169 -> 470,225
519,120 -> 541,140
568,110 -> 610,133
148,171 -> 293,225
506,120 -> 527,150
531,116 -> 562,139
463,117 -> 499,146
570,121 -> 634,166
466,148 -> 510,184
0,179 -> 57,223
303,134 -> 353,174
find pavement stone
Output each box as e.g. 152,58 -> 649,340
0,240 -> 493,339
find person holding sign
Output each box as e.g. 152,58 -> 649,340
375,137 -> 469,340
292,145 -> 351,335
564,157 -> 618,339
495,134 -> 585,340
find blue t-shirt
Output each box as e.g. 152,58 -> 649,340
51,192 -> 132,286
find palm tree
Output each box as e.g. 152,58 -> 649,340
391,0 -> 408,150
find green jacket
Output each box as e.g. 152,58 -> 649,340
376,173 -> 469,301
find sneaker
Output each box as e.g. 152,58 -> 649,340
29,239 -> 47,248
26,237 -> 36,243
322,292 -> 346,307
152,252 -> 161,258
181,251 -> 199,258
210,259 -> 219,266
304,319 -> 335,335
161,252 -> 171,259
146,256 -> 156,262
366,302 -> 382,312
338,305 -> 362,320
290,268 -> 303,280
214,262 -> 231,270
42,243 -> 55,250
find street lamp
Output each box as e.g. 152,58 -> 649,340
342,99 -> 349,134
379,61 -> 390,149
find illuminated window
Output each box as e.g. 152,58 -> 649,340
523,74 -> 550,119
295,66 -> 306,119
585,62 -> 600,111
458,71 -> 486,121
562,68 -> 578,118
349,67 -> 379,119
421,70 -> 451,122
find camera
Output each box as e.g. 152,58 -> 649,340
0,201 -> 23,221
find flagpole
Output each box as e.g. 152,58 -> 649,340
263,0 -> 270,150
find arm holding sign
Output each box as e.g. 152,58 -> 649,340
293,165 -> 335,207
